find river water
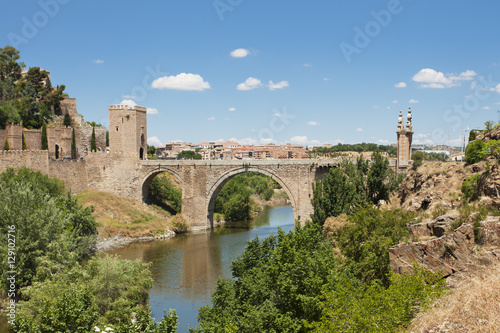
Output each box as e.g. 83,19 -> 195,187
106,205 -> 294,332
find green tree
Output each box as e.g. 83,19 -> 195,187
465,139 -> 486,164
412,151 -> 425,170
469,130 -> 477,142
63,113 -> 71,126
484,120 -> 495,132
106,130 -> 109,147
22,131 -> 26,150
90,126 -> 96,152
147,144 -> 156,155
0,46 -> 25,81
148,173 -> 182,214
41,122 -> 48,150
0,100 -> 21,127
177,150 -> 202,159
71,128 -> 77,159
4,138 -> 9,150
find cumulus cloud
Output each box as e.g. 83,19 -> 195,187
147,107 -> 158,115
122,94 -> 135,99
377,139 -> 390,144
152,73 -> 211,91
392,100 -> 398,103
482,106 -> 491,110
208,116 -> 215,121
395,82 -> 407,88
412,68 -> 477,88
356,128 -> 363,132
490,84 -> 500,94
237,77 -> 263,91
228,107 -> 236,111
230,48 -> 250,58
93,59 -> 104,64
119,99 -> 137,107
307,121 -> 320,126
289,136 -> 319,146
409,99 -> 419,104
268,80 -> 289,90
147,136 -> 163,146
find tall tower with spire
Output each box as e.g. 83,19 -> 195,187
396,107 -> 413,168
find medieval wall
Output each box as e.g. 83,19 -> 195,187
48,159 -> 88,193
0,150 -> 49,173
75,125 -> 106,157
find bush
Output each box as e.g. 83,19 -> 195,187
461,173 -> 481,202
170,214 -> 189,233
465,140 -> 486,164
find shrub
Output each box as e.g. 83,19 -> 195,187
461,174 -> 481,201
4,138 -> 9,150
170,214 -> 189,233
465,140 -> 486,164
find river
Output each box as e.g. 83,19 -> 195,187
106,205 -> 294,332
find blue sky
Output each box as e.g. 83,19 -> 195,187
2,0 -> 500,147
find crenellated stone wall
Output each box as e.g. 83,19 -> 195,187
0,150 -> 49,173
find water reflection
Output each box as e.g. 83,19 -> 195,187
106,205 -> 294,332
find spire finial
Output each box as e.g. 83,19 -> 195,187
397,110 -> 404,130
406,107 -> 413,130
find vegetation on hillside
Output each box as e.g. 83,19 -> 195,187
309,142 -> 397,158
177,150 -> 202,160
0,168 -> 178,332
0,46 -> 67,129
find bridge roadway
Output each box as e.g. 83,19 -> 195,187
138,158 -> 340,227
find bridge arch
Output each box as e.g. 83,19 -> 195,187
141,167 -> 183,203
206,166 -> 297,228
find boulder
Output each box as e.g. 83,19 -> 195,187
409,214 -> 456,238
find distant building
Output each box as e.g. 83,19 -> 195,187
396,107 -> 413,168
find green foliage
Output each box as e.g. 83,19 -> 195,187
214,173 -> 277,221
0,46 -> 24,81
338,208 -> 413,286
148,173 -> 182,214
310,267 -> 446,332
21,131 -> 26,150
106,130 -> 109,147
177,150 -> 202,160
309,142 -> 397,157
41,122 -> 48,150
71,128 -> 77,159
147,144 -> 156,155
465,139 -> 486,164
170,214 -> 189,233
484,120 -> 495,132
63,113 -> 71,126
4,138 -> 9,150
0,168 -> 97,294
90,126 -> 97,152
194,223 -> 340,332
311,153 -> 398,225
469,129 -> 477,142
412,151 -> 424,169
0,100 -> 21,127
115,308 -> 179,333
461,173 -> 481,201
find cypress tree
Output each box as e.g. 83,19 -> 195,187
106,130 -> 109,147
41,122 -> 48,150
71,128 -> 77,159
22,132 -> 27,150
4,139 -> 10,151
90,126 -> 96,152
63,113 -> 71,127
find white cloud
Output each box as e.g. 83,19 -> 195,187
268,80 -> 289,90
392,100 -> 398,103
356,127 -> 363,132
409,99 -> 419,104
394,82 -> 407,88
482,106 -> 491,110
377,139 -> 390,144
228,107 -> 236,112
490,84 -> 500,94
307,121 -> 320,126
230,48 -> 250,58
414,133 -> 429,139
207,116 -> 215,121
152,73 -> 211,91
323,78 -> 330,81
147,107 -> 158,115
147,136 -> 163,146
237,77 -> 263,91
289,136 -> 309,145
303,63 -> 312,67
412,68 -> 477,88
119,99 -> 137,107
93,59 -> 104,64
122,94 -> 135,99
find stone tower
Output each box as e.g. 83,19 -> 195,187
396,107 -> 413,168
109,104 -> 147,159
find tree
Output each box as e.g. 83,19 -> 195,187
177,150 -> 201,160
4,138 -> 9,150
41,122 -> 48,150
63,113 -> 71,127
469,130 -> 477,142
22,131 -> 26,150
72,128 -> 77,159
90,126 -> 96,152
465,139 -> 486,164
412,151 -> 425,170
0,46 -> 25,81
106,130 -> 109,147
484,120 -> 495,132
147,144 -> 156,155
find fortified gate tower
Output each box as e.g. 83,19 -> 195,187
109,104 -> 148,160
396,107 -> 413,168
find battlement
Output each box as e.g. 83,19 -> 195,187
109,104 -> 147,112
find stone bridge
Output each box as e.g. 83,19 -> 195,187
138,159 -> 338,227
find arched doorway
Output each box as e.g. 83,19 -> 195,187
139,147 -> 144,160
206,167 -> 296,228
55,144 -> 60,159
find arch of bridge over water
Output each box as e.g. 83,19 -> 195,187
139,159 -> 338,228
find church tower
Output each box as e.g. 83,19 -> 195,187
396,107 -> 413,168
108,104 -> 147,160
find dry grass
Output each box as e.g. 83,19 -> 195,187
76,189 -> 173,238
408,260 -> 500,333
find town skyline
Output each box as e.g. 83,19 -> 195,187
2,1 -> 499,147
